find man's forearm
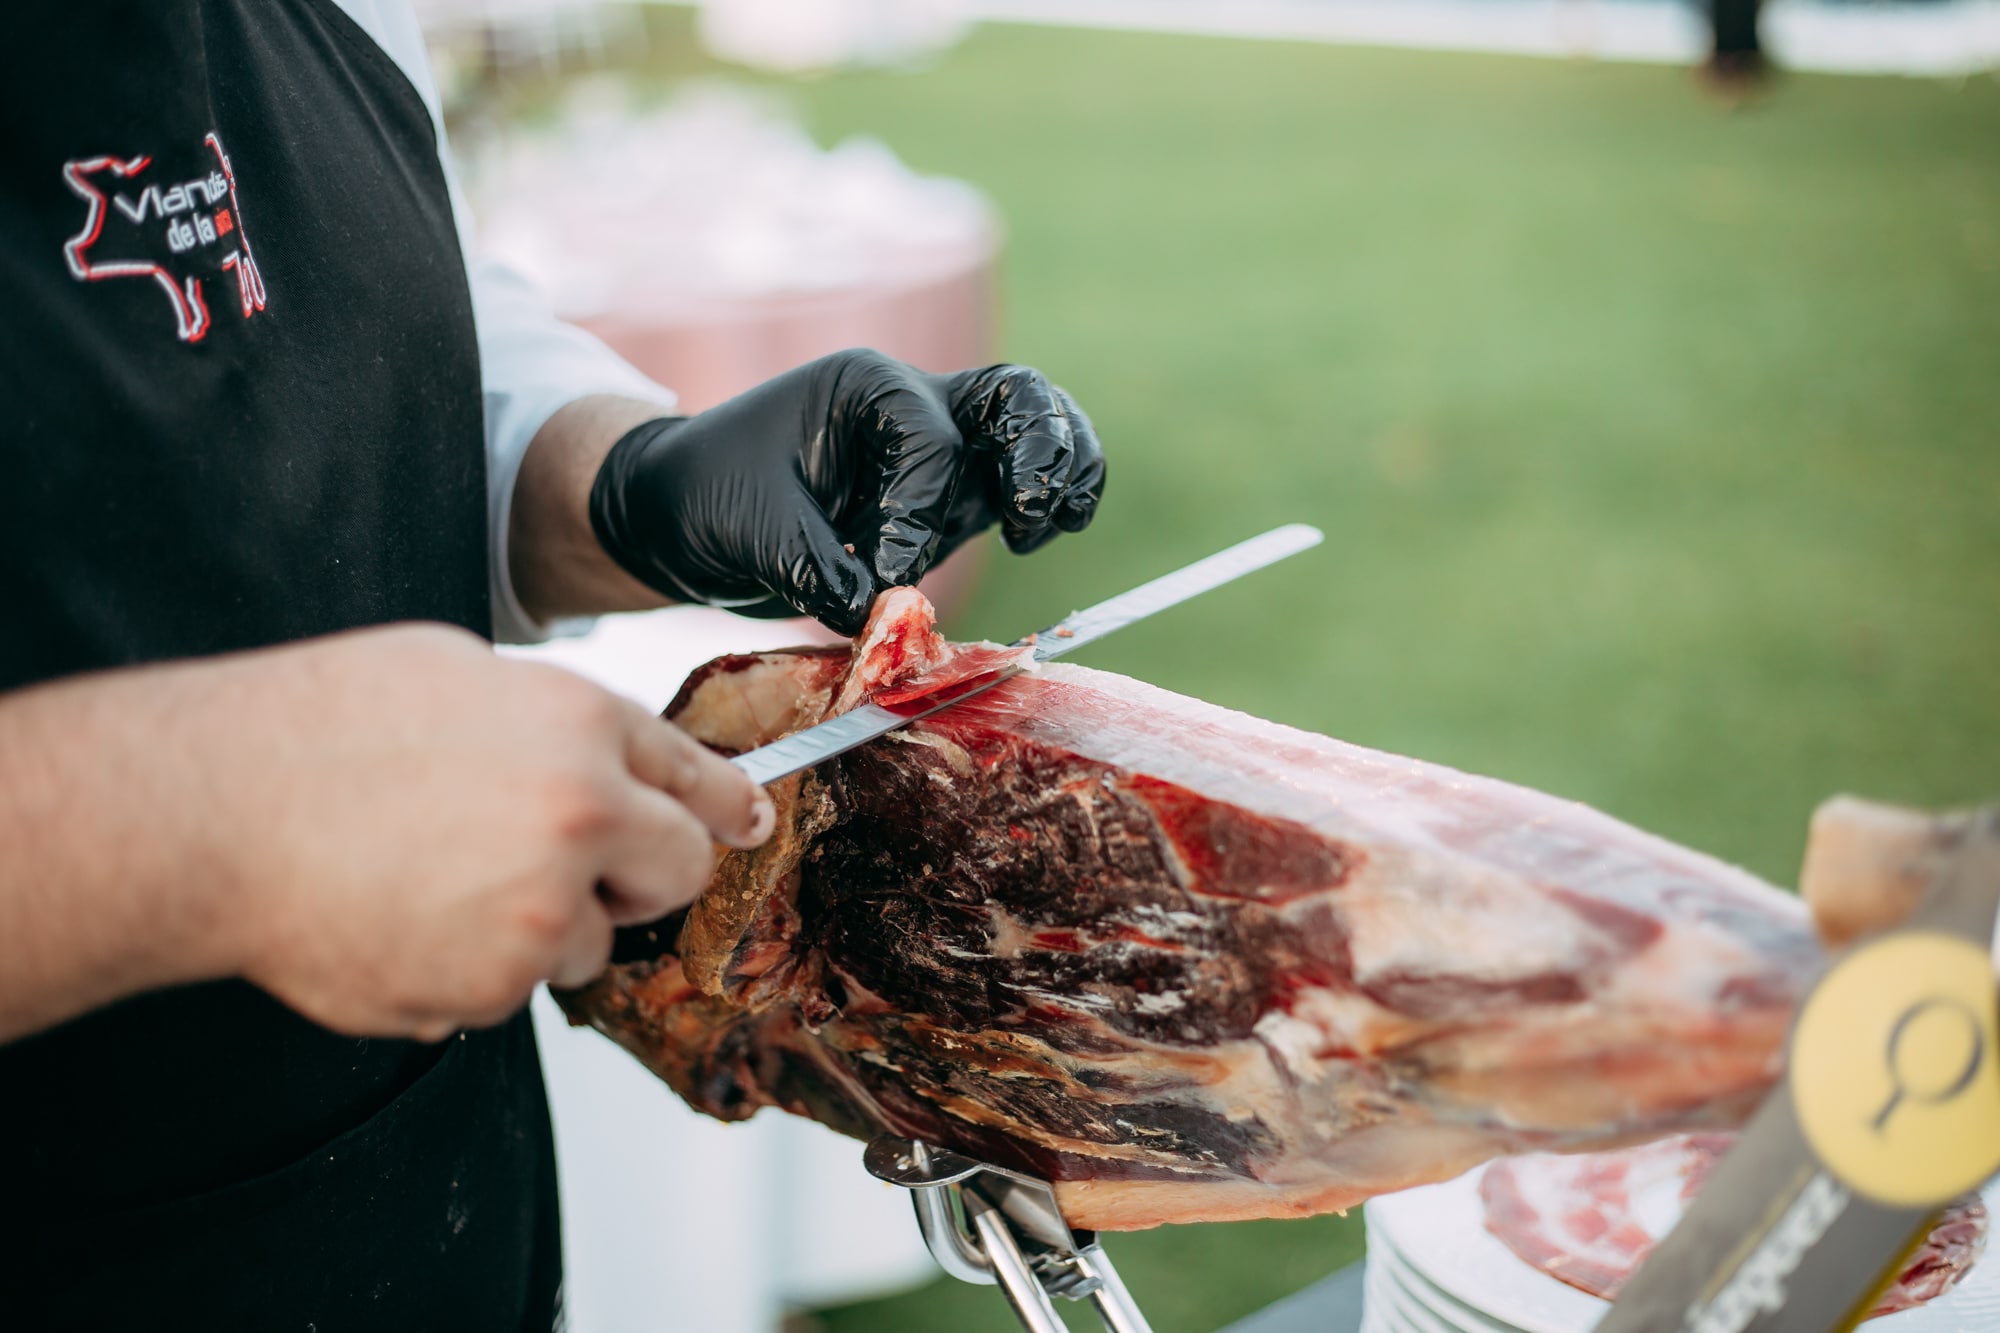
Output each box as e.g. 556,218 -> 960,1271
1,623 -> 776,1047
508,394 -> 676,624
0,662 -> 239,1042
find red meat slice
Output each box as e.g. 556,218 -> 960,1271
836,587 -> 1033,709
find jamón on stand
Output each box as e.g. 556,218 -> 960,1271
558,590 -> 1823,1232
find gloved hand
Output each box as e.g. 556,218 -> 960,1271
588,349 -> 1106,637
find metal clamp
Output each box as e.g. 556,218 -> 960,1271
865,1134 -> 1155,1333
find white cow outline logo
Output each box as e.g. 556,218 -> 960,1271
62,131 -> 269,344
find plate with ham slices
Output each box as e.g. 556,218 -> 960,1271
1363,1135 -> 1996,1333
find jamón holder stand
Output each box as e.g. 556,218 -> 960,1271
865,1134 -> 1155,1333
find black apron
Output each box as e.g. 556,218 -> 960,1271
0,3 -> 562,1327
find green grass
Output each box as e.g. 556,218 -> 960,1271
807,1212 -> 1365,1333
553,17 -> 1999,1330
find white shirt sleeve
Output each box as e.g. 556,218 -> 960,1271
332,0 -> 679,643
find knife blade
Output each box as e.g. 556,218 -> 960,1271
728,523 -> 1324,787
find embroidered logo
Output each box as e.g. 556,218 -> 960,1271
62,131 -> 268,344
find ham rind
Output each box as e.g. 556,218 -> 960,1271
1480,1134 -> 1989,1316
561,589 -> 1824,1232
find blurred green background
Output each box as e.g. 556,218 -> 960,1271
519,13 -> 1999,1330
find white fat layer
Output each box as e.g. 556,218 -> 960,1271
1339,852 -> 1604,986
1127,903 -> 1207,933
1272,985 -> 1432,1061
676,654 -> 833,748
1252,1011 -> 1323,1082
888,727 -> 976,779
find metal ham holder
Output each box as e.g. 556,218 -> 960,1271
866,1134 -> 1155,1333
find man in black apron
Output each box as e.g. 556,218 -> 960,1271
0,4 -> 1105,1328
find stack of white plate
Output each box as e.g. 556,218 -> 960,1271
1361,1170 -> 2000,1333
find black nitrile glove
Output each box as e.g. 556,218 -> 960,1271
588,349 -> 1107,637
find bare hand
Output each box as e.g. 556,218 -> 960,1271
204,625 -> 772,1039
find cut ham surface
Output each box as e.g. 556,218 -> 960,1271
1480,1134 -> 1990,1316
832,587 -> 1033,710
560,589 -> 1824,1231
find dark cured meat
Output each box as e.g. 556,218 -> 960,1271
1480,1134 -> 1989,1316
560,589 -> 1825,1231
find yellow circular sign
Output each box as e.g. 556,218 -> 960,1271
1791,930 -> 2000,1208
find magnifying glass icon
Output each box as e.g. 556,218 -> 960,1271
1871,996 -> 1987,1134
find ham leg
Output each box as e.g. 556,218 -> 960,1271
559,589 -> 1823,1231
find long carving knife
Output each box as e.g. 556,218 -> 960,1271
729,523 -> 1324,787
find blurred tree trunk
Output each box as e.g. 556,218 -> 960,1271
1701,0 -> 1766,95
1706,0 -> 1764,63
